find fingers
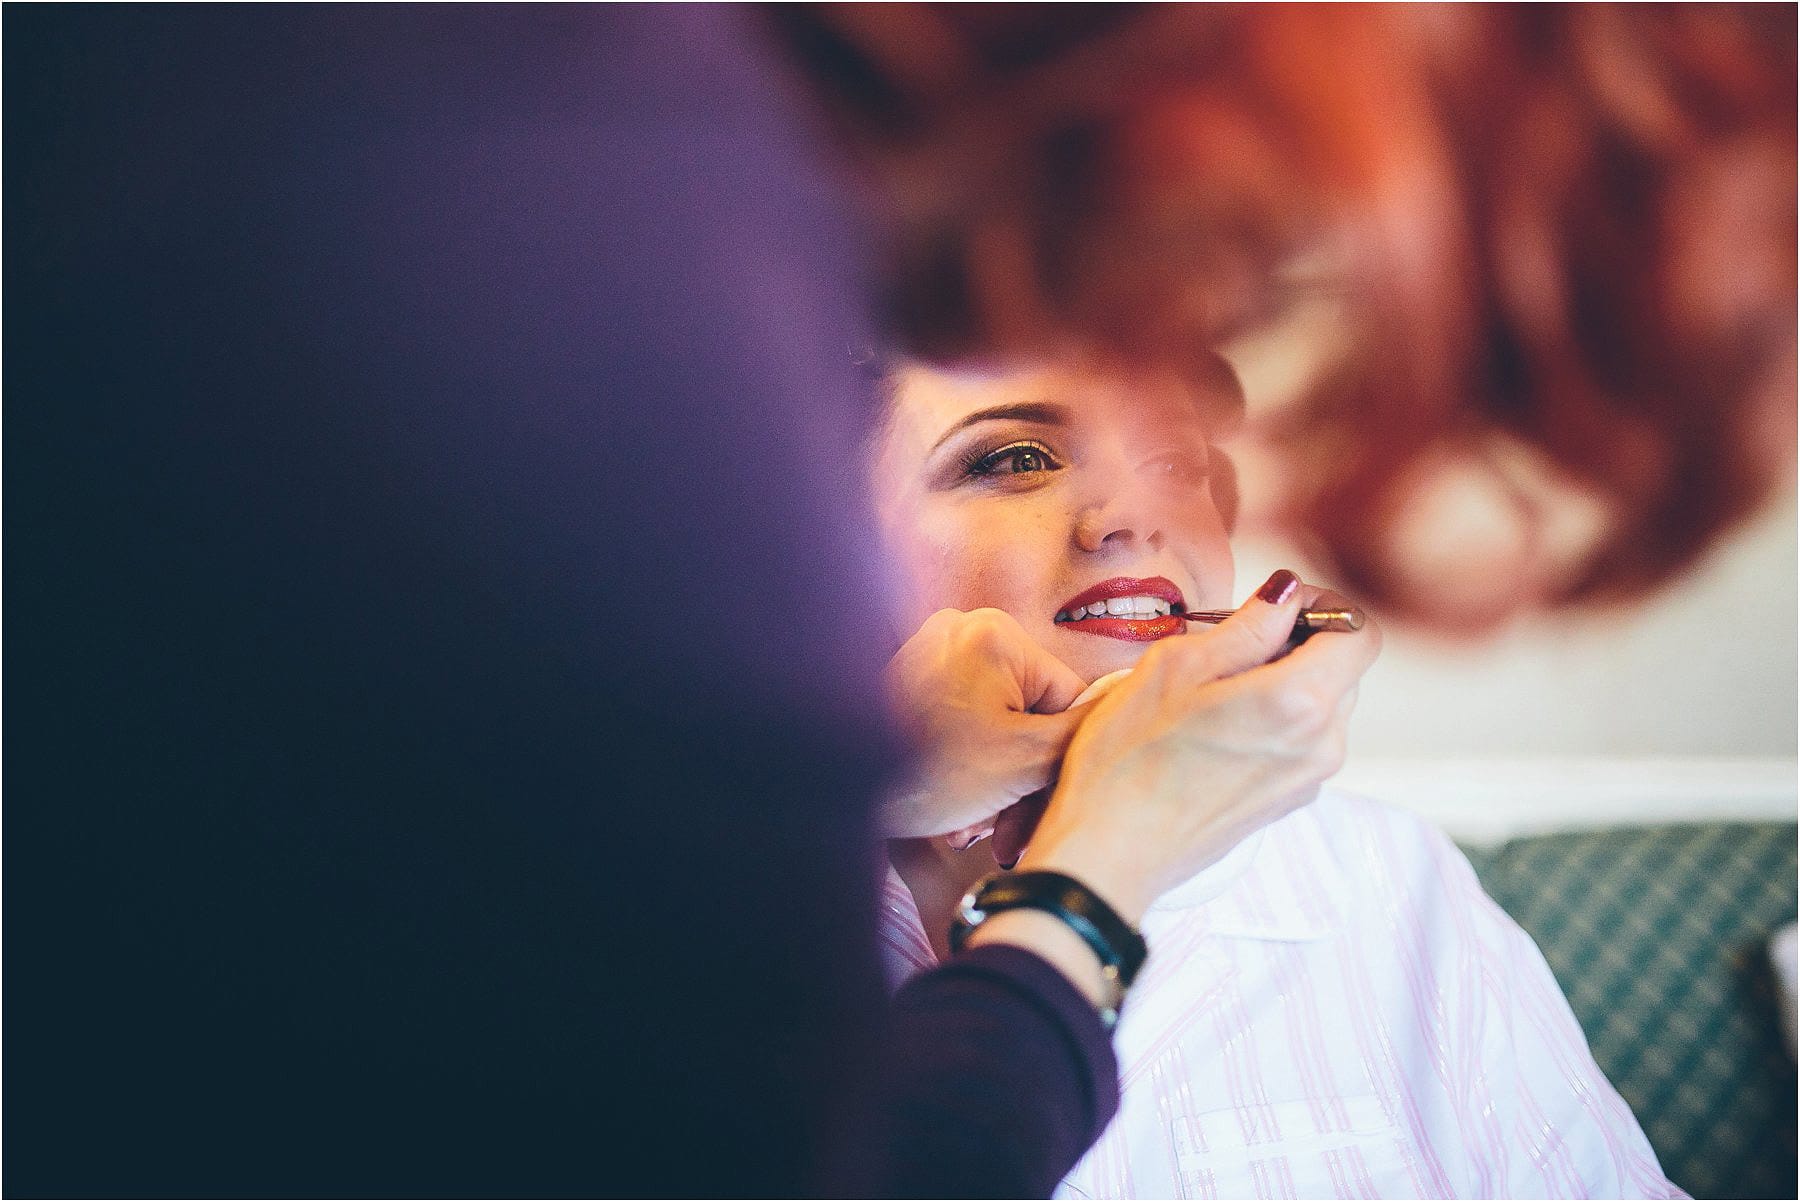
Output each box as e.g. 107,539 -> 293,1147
943,821 -> 996,851
990,786 -> 1052,869
1137,577 -> 1376,758
937,608 -> 1087,714
946,670 -> 1124,861
885,607 -> 1095,840
1206,597 -> 1375,759
1070,667 -> 1133,710
1252,591 -> 1382,701
1017,634 -> 1090,715
1141,569 -> 1308,687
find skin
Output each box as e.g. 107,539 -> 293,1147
872,356 -> 1382,997
873,358 -> 1237,688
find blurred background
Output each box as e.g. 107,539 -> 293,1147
1238,492 -> 1795,840
1225,294 -> 1796,1199
1225,297 -> 1797,846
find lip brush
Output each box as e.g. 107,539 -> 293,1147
1183,606 -> 1366,634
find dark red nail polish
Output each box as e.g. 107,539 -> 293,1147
1256,569 -> 1299,604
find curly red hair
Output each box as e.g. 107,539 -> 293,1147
775,3 -> 1796,626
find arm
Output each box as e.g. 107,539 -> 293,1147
873,942 -> 1119,1198
870,585 -> 1380,1194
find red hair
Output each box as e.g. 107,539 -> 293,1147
776,3 -> 1796,626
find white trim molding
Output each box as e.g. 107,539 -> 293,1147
1334,757 -> 1799,847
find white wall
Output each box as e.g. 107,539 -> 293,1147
1232,488 -> 1798,842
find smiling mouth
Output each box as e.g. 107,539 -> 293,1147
1054,577 -> 1188,641
1055,595 -> 1181,622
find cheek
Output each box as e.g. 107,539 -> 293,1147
1176,497 -> 1236,605
897,507 -> 1058,621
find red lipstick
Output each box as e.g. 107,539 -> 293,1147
1054,576 -> 1187,642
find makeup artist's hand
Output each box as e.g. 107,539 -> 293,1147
1014,572 -> 1382,923
879,608 -> 1090,840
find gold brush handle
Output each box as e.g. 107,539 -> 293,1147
1183,607 -> 1366,634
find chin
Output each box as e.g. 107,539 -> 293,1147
1060,636 -> 1157,687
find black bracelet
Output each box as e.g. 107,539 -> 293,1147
949,870 -> 1148,1029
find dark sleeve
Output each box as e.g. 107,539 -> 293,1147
871,946 -> 1120,1198
4,7 -> 1117,1197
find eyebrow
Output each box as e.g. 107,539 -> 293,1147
928,401 -> 1071,455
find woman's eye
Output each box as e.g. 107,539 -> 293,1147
967,441 -> 1062,479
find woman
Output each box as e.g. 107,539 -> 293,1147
872,354 -> 1680,1199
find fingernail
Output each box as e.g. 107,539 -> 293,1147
1256,569 -> 1299,604
949,829 -> 993,852
997,856 -> 1020,871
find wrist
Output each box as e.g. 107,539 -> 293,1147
964,908 -> 1117,1015
952,870 -> 1147,1028
1013,835 -> 1157,926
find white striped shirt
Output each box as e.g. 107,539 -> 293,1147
879,789 -> 1683,1199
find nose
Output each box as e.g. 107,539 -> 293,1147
1073,469 -> 1167,554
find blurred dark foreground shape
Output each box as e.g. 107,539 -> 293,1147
7,7 -> 902,1194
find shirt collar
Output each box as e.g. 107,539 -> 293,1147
1144,805 -> 1350,943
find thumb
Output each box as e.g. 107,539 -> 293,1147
1013,665 -> 1130,743
1182,569 -> 1306,681
1018,641 -> 1089,715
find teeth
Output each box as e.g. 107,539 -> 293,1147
1057,595 -> 1175,622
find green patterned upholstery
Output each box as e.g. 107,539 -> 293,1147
1464,823 -> 1798,1200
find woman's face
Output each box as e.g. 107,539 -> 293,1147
875,359 -> 1238,685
